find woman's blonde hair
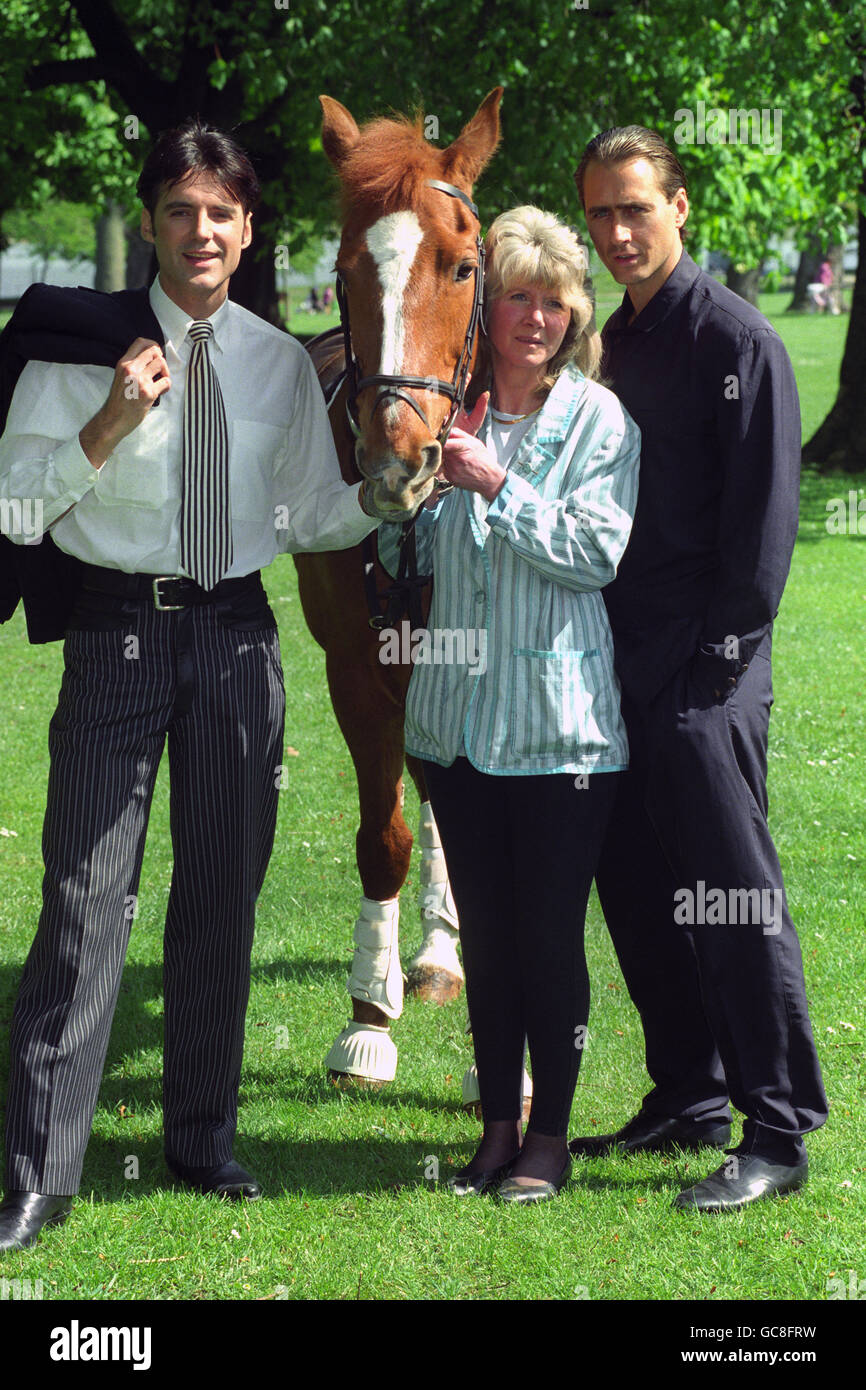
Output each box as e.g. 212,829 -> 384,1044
476,205 -> 601,399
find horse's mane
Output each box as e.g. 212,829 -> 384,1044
337,115 -> 448,219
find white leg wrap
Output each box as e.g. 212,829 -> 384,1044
408,921 -> 463,981
325,1020 -> 398,1083
462,1063 -> 533,1107
416,801 -> 459,932
346,896 -> 404,1021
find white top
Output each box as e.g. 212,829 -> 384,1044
487,407 -> 540,466
0,276 -> 377,574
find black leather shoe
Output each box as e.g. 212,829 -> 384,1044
497,1156 -> 571,1205
0,1191 -> 73,1252
569,1110 -> 731,1158
674,1152 -> 808,1212
446,1156 -> 518,1196
166,1158 -> 262,1200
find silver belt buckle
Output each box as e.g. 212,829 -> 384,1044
152,576 -> 184,611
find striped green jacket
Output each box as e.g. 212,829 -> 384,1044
378,364 -> 640,775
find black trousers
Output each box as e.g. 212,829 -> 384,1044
4,576 -> 285,1194
422,758 -> 619,1136
595,633 -> 828,1161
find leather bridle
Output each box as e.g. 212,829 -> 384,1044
335,179 -> 485,448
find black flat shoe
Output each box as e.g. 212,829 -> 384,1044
166,1158 -> 262,1200
674,1152 -> 808,1212
569,1110 -> 731,1158
497,1156 -> 572,1205
446,1156 -> 518,1196
0,1191 -> 74,1252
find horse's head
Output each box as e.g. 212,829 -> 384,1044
320,89 -> 502,514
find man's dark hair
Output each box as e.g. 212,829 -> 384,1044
574,126 -> 689,242
137,118 -> 261,217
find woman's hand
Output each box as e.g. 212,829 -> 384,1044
440,393 -> 506,502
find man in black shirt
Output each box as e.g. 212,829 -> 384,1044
569,126 -> 827,1210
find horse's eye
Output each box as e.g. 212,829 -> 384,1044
454,262 -> 476,283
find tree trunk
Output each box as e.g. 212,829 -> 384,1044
95,199 -> 127,291
802,208 -> 866,473
827,243 -> 846,314
125,224 -> 156,289
787,236 -> 822,311
228,188 -> 281,325
725,265 -> 763,305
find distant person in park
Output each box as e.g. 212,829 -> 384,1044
308,285 -> 321,312
0,118 -> 399,1254
809,258 -> 839,315
571,126 -> 827,1210
322,284 -> 335,310
381,206 -> 639,1203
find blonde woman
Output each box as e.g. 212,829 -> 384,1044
381,207 -> 640,1202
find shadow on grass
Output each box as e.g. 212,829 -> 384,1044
67,1138 -> 689,1202
0,951 -> 384,1089
0,950 -> 475,1201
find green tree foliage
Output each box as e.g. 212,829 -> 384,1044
4,202 -> 96,269
0,0 -> 863,461
0,1 -> 859,265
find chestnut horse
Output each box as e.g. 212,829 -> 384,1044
293,90 -> 502,1085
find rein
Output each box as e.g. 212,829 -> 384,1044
335,179 -> 485,632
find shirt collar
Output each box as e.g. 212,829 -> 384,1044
479,364 -> 585,479
606,249 -> 701,336
148,276 -> 232,356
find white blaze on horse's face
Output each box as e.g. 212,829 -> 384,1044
365,210 -> 425,430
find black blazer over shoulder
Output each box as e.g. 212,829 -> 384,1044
0,283 -> 164,643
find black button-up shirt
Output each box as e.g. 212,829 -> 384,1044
600,250 -> 800,703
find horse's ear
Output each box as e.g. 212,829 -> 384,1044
320,95 -> 362,169
441,87 -> 503,187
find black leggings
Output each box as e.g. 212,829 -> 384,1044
422,759 -> 620,1136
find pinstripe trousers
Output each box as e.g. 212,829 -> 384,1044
4,582 -> 285,1194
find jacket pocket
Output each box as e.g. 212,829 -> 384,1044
509,648 -> 602,761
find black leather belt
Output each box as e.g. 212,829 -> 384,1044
80,565 -> 264,611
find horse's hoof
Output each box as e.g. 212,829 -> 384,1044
459,1097 -> 533,1124
324,1020 -> 398,1083
407,921 -> 463,1004
328,1070 -> 386,1091
406,964 -> 463,1003
461,1099 -> 484,1120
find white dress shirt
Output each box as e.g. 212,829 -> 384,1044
0,276 -> 377,574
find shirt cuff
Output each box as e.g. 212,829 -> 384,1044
348,481 -> 382,538
54,436 -> 100,495
484,471 -> 535,530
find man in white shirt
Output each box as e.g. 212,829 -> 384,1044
0,119 -> 387,1252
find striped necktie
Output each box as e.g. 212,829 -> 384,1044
181,319 -> 232,590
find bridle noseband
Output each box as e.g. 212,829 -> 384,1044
335,179 -> 485,448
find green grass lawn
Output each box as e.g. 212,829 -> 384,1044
0,297 -> 863,1312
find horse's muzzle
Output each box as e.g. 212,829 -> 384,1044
356,441 -> 441,511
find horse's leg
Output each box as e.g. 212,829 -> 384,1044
404,755 -> 464,1003
404,762 -> 529,1118
321,645 -> 413,1085
461,1056 -> 534,1127
294,542 -> 414,1086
